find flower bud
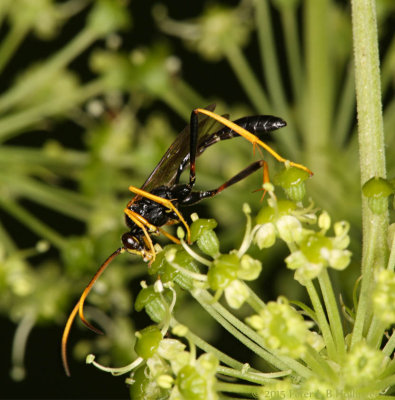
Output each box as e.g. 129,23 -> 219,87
255,223 -> 276,249
276,215 -> 303,243
224,279 -> 249,309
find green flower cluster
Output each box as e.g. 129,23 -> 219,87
246,297 -> 316,359
131,335 -> 219,400
255,196 -> 351,285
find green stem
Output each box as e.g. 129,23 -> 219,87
0,220 -> 17,253
0,79 -> 106,142
160,90 -> 192,120
224,44 -> 270,113
193,289 -> 312,379
0,146 -> 88,169
253,0 -> 298,158
350,0 -> 388,350
172,80 -> 207,109
245,283 -> 266,313
253,0 -> 286,110
303,345 -> 337,381
351,0 -> 387,181
317,269 -> 346,358
304,280 -> 337,360
0,198 -> 66,249
216,365 -> 289,385
366,318 -> 388,349
0,173 -> 91,221
0,22 -> 29,74
0,28 -> 97,114
171,317 -> 247,371
10,311 -> 36,381
280,6 -> 303,104
304,0 -> 332,155
351,218 -> 377,348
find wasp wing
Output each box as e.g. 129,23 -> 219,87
140,104 -> 218,193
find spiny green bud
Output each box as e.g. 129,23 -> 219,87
273,167 -> 309,202
362,177 -> 393,215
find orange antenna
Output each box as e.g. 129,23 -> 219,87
61,247 -> 125,376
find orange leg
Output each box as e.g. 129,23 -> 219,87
158,227 -> 181,244
193,108 -> 313,176
127,185 -> 191,242
124,208 -> 157,261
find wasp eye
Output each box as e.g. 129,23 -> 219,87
122,233 -> 143,251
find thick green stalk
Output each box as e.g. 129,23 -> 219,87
350,0 -> 388,349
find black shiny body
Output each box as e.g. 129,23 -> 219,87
121,106 -> 287,255
125,185 -> 188,229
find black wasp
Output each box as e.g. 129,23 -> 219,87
62,104 -> 310,375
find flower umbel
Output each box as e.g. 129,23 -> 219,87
246,297 -> 314,359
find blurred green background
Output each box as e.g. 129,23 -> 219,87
0,0 -> 394,398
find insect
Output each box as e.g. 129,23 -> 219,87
61,105 -> 312,375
